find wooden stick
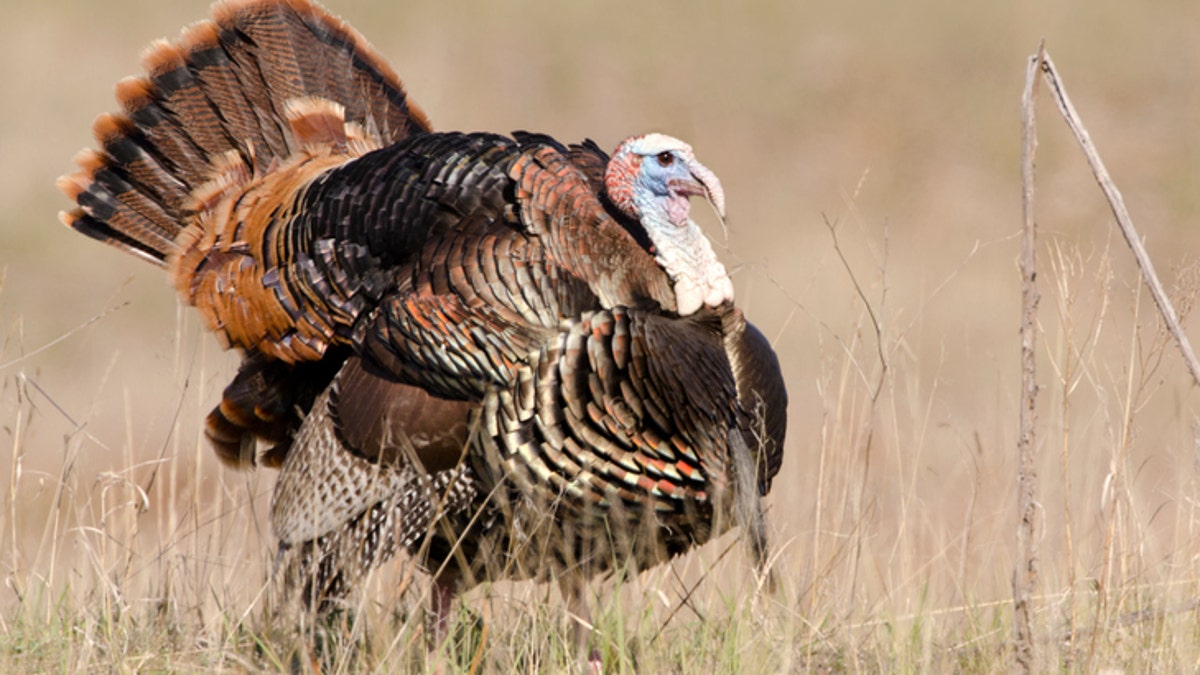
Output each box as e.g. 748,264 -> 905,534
1014,41 -> 1045,674
1038,52 -> 1200,387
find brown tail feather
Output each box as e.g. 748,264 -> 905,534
205,352 -> 344,469
60,0 -> 432,265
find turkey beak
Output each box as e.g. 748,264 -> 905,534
668,159 -> 725,220
687,159 -> 725,222
682,158 -> 727,240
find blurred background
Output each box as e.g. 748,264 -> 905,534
4,0 -> 1200,666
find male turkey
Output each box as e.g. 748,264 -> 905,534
58,0 -> 787,650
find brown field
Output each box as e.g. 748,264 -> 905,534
4,0 -> 1200,671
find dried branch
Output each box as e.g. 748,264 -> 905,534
1038,52 -> 1200,387
1014,40 -> 1045,674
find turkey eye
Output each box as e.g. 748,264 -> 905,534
655,151 -> 674,167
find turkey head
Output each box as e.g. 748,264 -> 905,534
605,133 -> 735,315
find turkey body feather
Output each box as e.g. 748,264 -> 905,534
59,0 -> 787,617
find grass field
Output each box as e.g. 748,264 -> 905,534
4,0 -> 1200,671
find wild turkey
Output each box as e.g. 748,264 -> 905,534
58,0 -> 787,650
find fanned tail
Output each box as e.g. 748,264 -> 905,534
58,0 -> 432,265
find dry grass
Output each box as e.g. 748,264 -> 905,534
4,0 -> 1200,672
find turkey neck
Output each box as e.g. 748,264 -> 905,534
505,141 -> 680,314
